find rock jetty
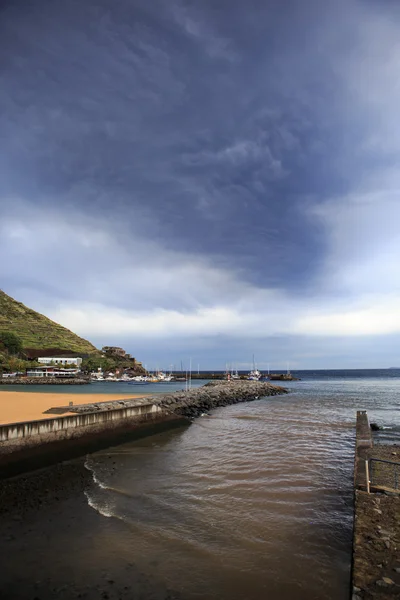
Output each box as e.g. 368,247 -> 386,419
156,380 -> 287,419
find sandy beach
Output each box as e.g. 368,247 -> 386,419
0,391 -> 148,425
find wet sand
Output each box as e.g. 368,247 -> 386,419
0,391 -> 149,425
0,459 -> 181,600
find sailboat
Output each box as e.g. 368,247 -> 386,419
156,369 -> 174,383
247,355 -> 261,380
231,364 -> 240,380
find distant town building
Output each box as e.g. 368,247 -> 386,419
102,346 -> 128,358
27,366 -> 80,378
37,357 -> 82,367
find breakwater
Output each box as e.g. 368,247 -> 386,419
0,377 -> 89,385
157,380 -> 286,418
0,381 -> 286,478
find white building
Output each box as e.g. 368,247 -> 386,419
37,357 -> 82,367
27,366 -> 80,378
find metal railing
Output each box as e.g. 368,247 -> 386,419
369,458 -> 400,491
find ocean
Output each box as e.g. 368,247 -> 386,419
1,369 -> 399,600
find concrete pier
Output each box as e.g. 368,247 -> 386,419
354,410 -> 373,491
352,411 -> 400,599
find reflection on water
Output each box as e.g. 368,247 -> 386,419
83,375 -> 400,600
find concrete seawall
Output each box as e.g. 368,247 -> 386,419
0,381 -> 286,478
0,401 -> 184,478
1,402 -> 165,447
354,410 -> 373,491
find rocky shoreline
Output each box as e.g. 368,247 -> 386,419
0,377 -> 89,385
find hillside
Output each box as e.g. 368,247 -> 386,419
0,290 -> 98,354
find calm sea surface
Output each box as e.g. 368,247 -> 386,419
0,379 -> 208,395
3,370 -> 400,599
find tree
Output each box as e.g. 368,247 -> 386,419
81,356 -> 118,374
0,352 -> 6,374
102,358 -> 118,373
6,356 -> 27,373
0,331 -> 22,355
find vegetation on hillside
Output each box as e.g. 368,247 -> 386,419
81,355 -> 146,375
0,331 -> 23,355
0,331 -> 39,373
0,291 -> 146,376
0,290 -> 98,354
0,331 -> 146,375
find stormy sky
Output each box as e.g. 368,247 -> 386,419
1,0 -> 400,369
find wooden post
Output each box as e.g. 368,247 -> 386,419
365,460 -> 370,493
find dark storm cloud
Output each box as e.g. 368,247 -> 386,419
0,0 -> 339,288
2,0 -> 400,367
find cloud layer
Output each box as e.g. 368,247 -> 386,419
1,0 -> 400,368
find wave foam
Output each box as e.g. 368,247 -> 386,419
84,490 -> 115,518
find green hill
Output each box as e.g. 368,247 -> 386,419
0,290 -> 98,354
